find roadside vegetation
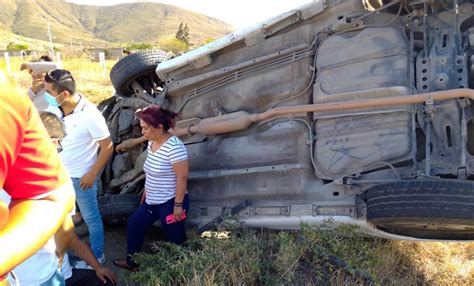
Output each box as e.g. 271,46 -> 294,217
2,56 -> 115,104
121,220 -> 474,285
1,56 -> 474,285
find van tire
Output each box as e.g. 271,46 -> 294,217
110,50 -> 169,95
364,179 -> 474,239
98,194 -> 141,221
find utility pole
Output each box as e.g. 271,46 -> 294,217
47,23 -> 55,60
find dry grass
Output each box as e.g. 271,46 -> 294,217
122,223 -> 474,285
0,56 -> 115,104
393,241 -> 474,285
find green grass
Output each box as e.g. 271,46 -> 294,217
118,218 -> 474,286
120,222 -> 414,285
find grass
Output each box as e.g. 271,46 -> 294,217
120,220 -> 474,286
0,55 -> 115,104
2,56 -> 474,285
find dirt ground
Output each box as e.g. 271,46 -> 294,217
75,221 -> 165,286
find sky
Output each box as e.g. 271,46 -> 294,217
67,0 -> 314,29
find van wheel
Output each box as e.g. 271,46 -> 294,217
110,49 -> 170,96
98,194 -> 141,221
364,179 -> 474,240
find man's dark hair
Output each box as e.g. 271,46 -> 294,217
39,112 -> 66,140
39,55 -> 52,62
44,69 -> 76,95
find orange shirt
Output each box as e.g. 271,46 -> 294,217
0,75 -> 69,199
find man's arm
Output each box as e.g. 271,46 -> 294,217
54,215 -> 75,266
0,71 -> 75,276
80,137 -> 114,190
69,234 -> 117,284
0,188 -> 75,275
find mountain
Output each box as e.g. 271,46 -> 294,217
0,0 -> 234,47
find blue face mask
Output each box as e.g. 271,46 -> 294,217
44,91 -> 61,107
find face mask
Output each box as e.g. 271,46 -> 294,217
44,91 -> 61,107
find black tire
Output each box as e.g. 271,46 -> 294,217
98,194 -> 141,221
364,179 -> 474,240
110,49 -> 169,95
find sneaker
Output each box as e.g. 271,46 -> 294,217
72,213 -> 84,227
97,255 -> 106,265
71,259 -> 93,270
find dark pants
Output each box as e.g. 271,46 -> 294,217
126,195 -> 189,263
66,269 -> 114,286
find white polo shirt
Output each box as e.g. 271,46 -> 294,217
0,190 -> 58,286
47,94 -> 110,178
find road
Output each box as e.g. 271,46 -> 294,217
75,221 -> 165,285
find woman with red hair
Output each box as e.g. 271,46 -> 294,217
114,105 -> 189,272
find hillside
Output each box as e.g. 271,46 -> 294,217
0,28 -> 53,51
0,0 -> 233,47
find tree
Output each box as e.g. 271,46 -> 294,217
7,42 -> 29,51
175,22 -> 190,45
127,42 -> 154,50
157,37 -> 189,55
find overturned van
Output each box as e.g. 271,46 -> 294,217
99,0 -> 474,240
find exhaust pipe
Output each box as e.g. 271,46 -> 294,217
173,89 -> 473,137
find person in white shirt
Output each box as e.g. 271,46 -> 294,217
0,190 -> 62,286
44,69 -> 114,264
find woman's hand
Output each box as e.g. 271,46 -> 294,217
173,205 -> 184,221
140,191 -> 146,204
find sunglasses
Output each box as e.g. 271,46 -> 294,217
51,138 -> 63,153
46,69 -> 73,81
134,107 -> 150,121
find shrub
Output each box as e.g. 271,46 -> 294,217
122,220 -> 422,285
127,43 -> 154,50
157,37 -> 189,55
7,42 -> 29,51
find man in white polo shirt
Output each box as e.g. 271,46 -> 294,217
44,69 -> 113,264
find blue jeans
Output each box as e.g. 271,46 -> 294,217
39,269 -> 66,286
71,177 -> 104,260
126,194 -> 189,266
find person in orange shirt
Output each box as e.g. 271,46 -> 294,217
0,71 -> 75,285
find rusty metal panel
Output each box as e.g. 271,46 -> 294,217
314,112 -> 413,179
187,121 -> 313,202
314,27 -> 409,97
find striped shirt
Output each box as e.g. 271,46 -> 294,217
143,136 -> 188,204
